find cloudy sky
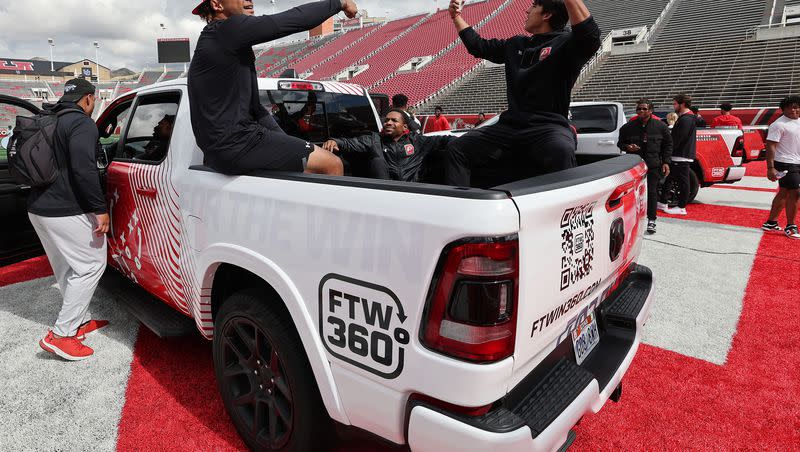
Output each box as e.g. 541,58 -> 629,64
0,0 -> 448,71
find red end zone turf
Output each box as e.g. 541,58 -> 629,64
573,232 -> 800,449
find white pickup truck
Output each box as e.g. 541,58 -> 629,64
83,78 -> 656,451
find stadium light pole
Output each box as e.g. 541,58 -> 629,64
93,41 -> 101,82
48,38 -> 54,72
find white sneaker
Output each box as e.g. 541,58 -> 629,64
665,207 -> 687,215
657,202 -> 669,212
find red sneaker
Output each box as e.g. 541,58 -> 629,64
76,320 -> 109,341
39,330 -> 94,361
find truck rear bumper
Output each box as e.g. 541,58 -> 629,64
406,265 -> 655,452
725,166 -> 747,182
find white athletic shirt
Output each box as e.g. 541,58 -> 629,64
767,115 -> 800,164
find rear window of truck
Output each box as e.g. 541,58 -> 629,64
259,89 -> 379,143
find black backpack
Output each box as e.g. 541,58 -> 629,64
7,108 -> 75,187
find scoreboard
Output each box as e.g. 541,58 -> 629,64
157,38 -> 190,64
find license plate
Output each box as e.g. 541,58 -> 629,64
571,313 -> 600,365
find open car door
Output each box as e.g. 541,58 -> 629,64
0,95 -> 42,266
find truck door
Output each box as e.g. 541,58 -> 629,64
571,103 -> 621,161
0,96 -> 42,266
103,91 -> 187,313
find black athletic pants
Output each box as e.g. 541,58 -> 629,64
659,161 -> 691,208
645,162 -> 663,221
444,120 -> 577,188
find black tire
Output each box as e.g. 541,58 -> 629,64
661,169 -> 701,205
213,289 -> 331,452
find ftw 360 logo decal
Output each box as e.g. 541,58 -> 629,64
560,202 -> 596,291
319,275 -> 410,379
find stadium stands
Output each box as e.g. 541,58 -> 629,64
375,0 -> 523,105
420,0 -> 674,113
266,33 -> 342,76
307,14 -> 429,80
290,26 -> 379,75
346,0 -> 503,89
160,70 -> 184,82
1,0 -> 795,115
256,41 -> 309,76
572,0 -> 798,107
136,71 -> 162,88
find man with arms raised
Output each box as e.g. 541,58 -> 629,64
189,0 -> 358,176
444,0 -> 601,187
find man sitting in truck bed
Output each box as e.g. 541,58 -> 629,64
322,110 -> 454,182
188,0 -> 358,176
444,0 -> 601,187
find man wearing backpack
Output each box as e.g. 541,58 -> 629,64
24,78 -> 110,360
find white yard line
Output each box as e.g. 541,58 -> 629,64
0,277 -> 139,451
638,218 -> 761,365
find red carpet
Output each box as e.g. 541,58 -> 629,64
573,232 -> 800,449
660,202 -> 785,229
0,256 -> 52,287
116,328 -> 246,451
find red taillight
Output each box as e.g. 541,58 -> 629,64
278,81 -> 323,91
421,237 -> 519,363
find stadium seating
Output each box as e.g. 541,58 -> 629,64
256,41 -> 309,76
290,26 -> 379,75
572,0 -> 797,107
307,14 -> 429,80
136,71 -> 162,88
374,0 -> 521,104
2,0 -> 794,115
266,33 -> 342,76
160,70 -> 184,82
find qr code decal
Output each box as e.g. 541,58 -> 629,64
560,202 -> 597,291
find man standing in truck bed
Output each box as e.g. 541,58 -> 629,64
188,0 -> 358,176
444,0 -> 601,187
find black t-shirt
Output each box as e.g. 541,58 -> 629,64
672,113 -> 697,160
459,17 -> 601,124
187,1 -> 341,167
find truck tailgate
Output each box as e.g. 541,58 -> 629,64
496,155 -> 648,382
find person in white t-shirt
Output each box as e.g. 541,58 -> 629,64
762,95 -> 800,239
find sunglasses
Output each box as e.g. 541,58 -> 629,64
636,107 -> 650,111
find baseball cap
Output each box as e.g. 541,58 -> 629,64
192,0 -> 208,15
60,78 -> 96,103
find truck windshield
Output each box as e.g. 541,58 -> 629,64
260,89 -> 378,143
570,104 -> 618,133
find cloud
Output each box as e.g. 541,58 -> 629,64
0,0 -> 442,70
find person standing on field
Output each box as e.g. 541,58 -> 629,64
29,78 -> 110,361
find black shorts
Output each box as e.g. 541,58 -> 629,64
211,130 -> 313,175
775,161 -> 800,190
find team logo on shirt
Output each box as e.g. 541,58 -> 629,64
404,144 -> 415,156
540,47 -> 552,60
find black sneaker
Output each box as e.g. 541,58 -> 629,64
786,224 -> 800,239
646,220 -> 656,235
762,221 -> 782,232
